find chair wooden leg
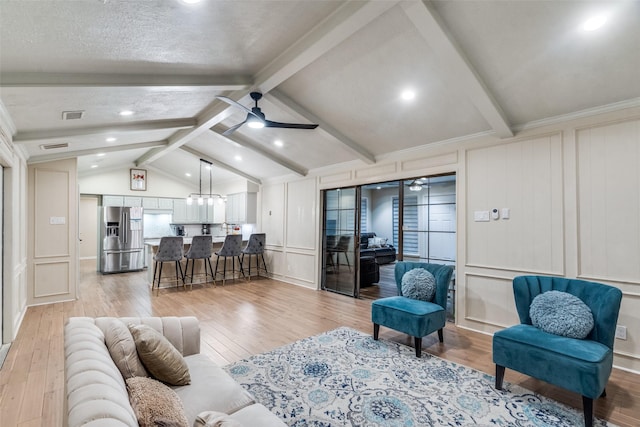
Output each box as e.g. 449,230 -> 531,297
373,323 -> 380,340
600,388 -> 606,398
414,337 -> 422,357
158,262 -> 163,288
437,328 -> 444,343
582,396 -> 594,427
190,259 -> 195,283
495,365 -> 505,390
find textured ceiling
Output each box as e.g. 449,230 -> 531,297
1,0 -> 638,188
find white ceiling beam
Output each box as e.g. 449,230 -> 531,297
0,72 -> 253,90
179,145 -> 262,185
14,118 -> 196,143
209,126 -> 308,177
27,140 -> 167,164
136,0 -> 399,167
402,1 -> 513,138
266,90 -> 376,164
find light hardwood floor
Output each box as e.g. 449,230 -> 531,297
0,260 -> 638,426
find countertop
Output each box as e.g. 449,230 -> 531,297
144,236 -> 230,246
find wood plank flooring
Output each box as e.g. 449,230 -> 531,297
0,260 -> 638,426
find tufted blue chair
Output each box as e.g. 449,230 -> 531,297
152,236 -> 185,290
183,235 -> 214,287
371,262 -> 454,357
493,276 -> 623,427
241,233 -> 268,279
214,234 -> 245,285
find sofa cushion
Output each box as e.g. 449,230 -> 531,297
529,290 -> 594,339
97,317 -> 148,379
126,376 -> 189,427
194,411 -> 243,427
229,403 -> 288,427
172,354 -> 255,425
129,323 -> 191,386
401,268 -> 436,302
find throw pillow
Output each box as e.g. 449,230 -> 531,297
129,323 -> 191,386
126,376 -> 189,427
401,268 -> 436,302
194,411 -> 243,427
529,290 -> 594,339
101,318 -> 149,379
368,238 -> 380,248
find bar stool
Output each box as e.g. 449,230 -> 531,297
183,235 -> 214,288
241,233 -> 268,279
214,234 -> 245,285
152,236 -> 185,290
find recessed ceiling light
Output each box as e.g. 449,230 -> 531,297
181,0 -> 201,3
234,155 -> 242,161
583,14 -> 607,31
274,139 -> 284,147
376,186 -> 382,190
106,137 -> 116,142
97,153 -> 105,157
185,173 -> 191,177
91,164 -> 98,169
401,89 -> 416,101
119,110 -> 134,116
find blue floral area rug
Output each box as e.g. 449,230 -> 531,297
224,327 -> 615,427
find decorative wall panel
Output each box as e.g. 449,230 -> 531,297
577,118 -> 640,283
466,134 -> 564,274
286,179 -> 317,250
261,183 -> 285,247
464,274 -> 519,328
34,261 -> 70,297
34,169 -> 70,258
284,251 -> 316,286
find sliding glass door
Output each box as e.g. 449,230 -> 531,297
322,187 -> 361,297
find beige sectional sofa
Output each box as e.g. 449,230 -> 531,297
64,316 -> 285,427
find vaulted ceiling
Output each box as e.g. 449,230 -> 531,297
1,0 -> 639,187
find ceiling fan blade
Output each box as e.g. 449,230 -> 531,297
264,120 -> 319,130
222,120 -> 247,136
216,95 -> 254,115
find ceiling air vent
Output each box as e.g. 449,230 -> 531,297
62,110 -> 84,120
40,142 -> 69,150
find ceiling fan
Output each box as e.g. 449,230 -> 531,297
216,92 -> 319,136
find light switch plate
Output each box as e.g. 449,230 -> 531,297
474,211 -> 490,222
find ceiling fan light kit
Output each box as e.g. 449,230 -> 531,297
217,92 -> 318,136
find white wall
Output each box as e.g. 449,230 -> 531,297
80,166 -> 197,198
1,102 -> 28,343
262,105 -> 640,373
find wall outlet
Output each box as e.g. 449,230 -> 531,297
615,325 -> 627,340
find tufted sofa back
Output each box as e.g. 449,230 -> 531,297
64,316 -> 200,427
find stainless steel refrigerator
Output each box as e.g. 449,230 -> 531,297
100,206 -> 145,273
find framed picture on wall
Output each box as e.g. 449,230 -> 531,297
130,168 -> 147,191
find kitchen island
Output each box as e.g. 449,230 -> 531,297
144,236 -> 249,288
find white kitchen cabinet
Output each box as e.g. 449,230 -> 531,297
142,197 -> 159,209
172,199 -> 187,223
226,192 -> 257,224
173,198 -> 204,223
103,195 -> 124,206
158,198 -> 174,210
123,196 -> 142,207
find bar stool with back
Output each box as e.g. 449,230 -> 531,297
152,236 -> 185,291
241,233 -> 268,279
214,234 -> 245,285
183,235 -> 214,287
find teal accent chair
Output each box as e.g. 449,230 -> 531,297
493,276 -> 622,427
371,262 -> 454,357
